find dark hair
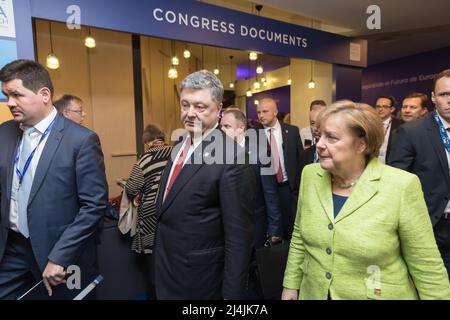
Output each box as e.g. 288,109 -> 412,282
223,107 -> 247,128
375,95 -> 396,108
54,94 -> 83,113
309,99 -> 326,111
433,69 -> 450,91
142,124 -> 165,143
0,59 -> 54,96
402,92 -> 428,109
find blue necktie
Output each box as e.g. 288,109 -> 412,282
17,127 -> 35,238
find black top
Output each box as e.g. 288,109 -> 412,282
332,193 -> 348,218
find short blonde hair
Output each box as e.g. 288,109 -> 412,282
317,100 -> 384,161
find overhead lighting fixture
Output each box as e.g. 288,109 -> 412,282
254,100 -> 259,105
246,90 -> 253,97
214,48 -> 220,76
84,27 -> 96,48
263,80 -> 268,87
308,60 -> 315,89
254,81 -> 261,90
287,64 -> 292,85
46,22 -> 60,70
171,56 -> 179,66
249,51 -> 258,61
256,65 -> 263,74
168,66 -> 178,79
183,45 -> 191,59
229,55 -> 235,89
170,40 -> 179,66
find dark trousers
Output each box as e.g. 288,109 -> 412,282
434,215 -> 450,278
0,230 -> 41,300
145,253 -> 157,300
0,230 -> 98,300
277,183 -> 298,240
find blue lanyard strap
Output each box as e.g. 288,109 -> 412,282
434,113 -> 450,154
14,117 -> 56,185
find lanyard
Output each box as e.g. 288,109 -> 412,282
14,118 -> 56,185
434,113 -> 450,154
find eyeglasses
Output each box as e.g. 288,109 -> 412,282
67,109 -> 85,115
374,105 -> 393,110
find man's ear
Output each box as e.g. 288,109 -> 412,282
38,87 -> 52,105
431,91 -> 436,105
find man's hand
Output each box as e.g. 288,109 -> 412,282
281,288 -> 298,300
42,261 -> 66,297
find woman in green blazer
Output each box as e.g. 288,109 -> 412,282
282,101 -> 450,300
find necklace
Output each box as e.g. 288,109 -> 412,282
332,178 -> 358,189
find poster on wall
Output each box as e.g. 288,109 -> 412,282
0,0 -> 16,38
0,39 -> 17,101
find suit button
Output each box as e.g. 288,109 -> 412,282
326,248 -> 332,255
326,272 -> 332,280
328,223 -> 333,230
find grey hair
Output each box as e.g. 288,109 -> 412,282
180,70 -> 224,104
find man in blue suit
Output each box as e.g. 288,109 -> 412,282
0,60 -> 108,299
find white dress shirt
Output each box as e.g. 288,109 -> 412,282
264,120 -> 288,182
437,113 -> 450,213
378,118 -> 392,164
9,108 -> 58,231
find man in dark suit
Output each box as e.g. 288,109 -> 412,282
0,60 -> 108,299
153,71 -> 255,300
299,100 -> 327,177
221,108 -> 282,248
374,95 -> 403,163
388,69 -> 450,276
256,98 -> 303,240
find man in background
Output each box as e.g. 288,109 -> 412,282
374,95 -> 403,163
388,69 -> 450,276
256,98 -> 303,240
54,94 -> 86,125
400,92 -> 428,123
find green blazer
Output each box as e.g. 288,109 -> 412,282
283,158 -> 450,300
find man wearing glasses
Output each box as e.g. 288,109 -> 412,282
374,95 -> 403,163
54,94 -> 86,125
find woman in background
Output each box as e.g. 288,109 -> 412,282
125,124 -> 172,298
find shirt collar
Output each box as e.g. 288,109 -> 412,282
20,107 -> 57,134
437,112 -> 450,130
188,122 -> 219,149
264,119 -> 281,132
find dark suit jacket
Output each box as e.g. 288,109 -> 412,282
245,138 -> 282,247
387,112 -> 450,226
154,129 -> 255,300
299,144 -> 316,184
386,117 -> 403,161
280,123 -> 303,193
0,115 -> 108,274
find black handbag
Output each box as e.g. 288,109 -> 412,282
254,240 -> 290,299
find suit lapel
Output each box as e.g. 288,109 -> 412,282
28,115 -> 64,205
313,167 -> 334,223
335,158 -> 381,223
280,123 -> 289,159
5,126 -> 22,199
3,125 -> 21,223
427,113 -> 450,188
